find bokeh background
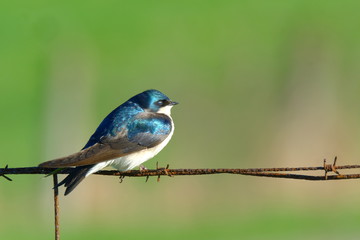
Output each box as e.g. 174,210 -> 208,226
1,1 -> 360,239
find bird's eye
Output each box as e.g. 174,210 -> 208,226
155,100 -> 166,106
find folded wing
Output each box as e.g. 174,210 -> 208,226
39,113 -> 172,168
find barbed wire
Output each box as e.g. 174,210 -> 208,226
1,156 -> 360,240
1,157 -> 360,182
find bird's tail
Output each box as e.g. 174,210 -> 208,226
56,166 -> 93,195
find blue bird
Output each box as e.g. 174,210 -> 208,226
39,89 -> 178,195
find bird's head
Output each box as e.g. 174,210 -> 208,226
131,89 -> 178,115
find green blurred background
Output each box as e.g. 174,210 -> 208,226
1,0 -> 360,239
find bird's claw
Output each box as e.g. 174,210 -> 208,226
119,175 -> 125,183
324,156 -> 340,180
139,165 -> 148,171
139,165 -> 150,182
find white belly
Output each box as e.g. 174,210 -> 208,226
86,119 -> 174,176
110,127 -> 174,171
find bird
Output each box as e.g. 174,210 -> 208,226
39,89 -> 178,195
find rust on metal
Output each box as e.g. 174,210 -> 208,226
53,174 -> 60,240
1,157 -> 360,181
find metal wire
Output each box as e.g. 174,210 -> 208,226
1,158 -> 360,181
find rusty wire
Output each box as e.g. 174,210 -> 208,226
1,157 -> 360,181
53,175 -> 60,240
1,157 -> 360,240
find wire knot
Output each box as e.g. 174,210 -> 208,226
156,162 -> 172,182
324,156 -> 340,180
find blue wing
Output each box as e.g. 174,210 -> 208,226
83,101 -> 144,149
126,113 -> 172,147
39,112 -> 172,167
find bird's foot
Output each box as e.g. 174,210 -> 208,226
140,165 -> 148,171
324,156 -> 340,180
139,165 -> 150,182
119,175 -> 125,183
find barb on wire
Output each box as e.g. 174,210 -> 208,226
0,165 -> 12,181
1,157 -> 360,181
3,157 -> 358,240
323,156 -> 340,180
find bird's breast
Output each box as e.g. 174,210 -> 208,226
110,119 -> 174,171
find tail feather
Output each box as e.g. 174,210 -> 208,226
56,166 -> 94,195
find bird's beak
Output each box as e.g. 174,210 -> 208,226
169,101 -> 179,106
